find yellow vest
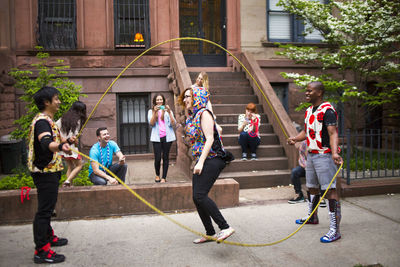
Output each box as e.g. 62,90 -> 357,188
27,113 -> 64,173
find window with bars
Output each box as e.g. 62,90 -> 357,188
37,0 -> 77,50
118,94 -> 150,154
267,0 -> 325,43
114,0 -> 151,48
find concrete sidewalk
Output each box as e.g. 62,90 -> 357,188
1,192 -> 399,267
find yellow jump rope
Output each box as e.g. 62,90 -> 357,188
71,37 -> 343,247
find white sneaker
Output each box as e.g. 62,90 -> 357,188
216,227 -> 235,242
193,234 -> 217,244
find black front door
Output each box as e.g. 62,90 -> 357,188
179,0 -> 226,67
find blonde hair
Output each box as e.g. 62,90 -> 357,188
199,71 -> 209,89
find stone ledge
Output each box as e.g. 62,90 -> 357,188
0,179 -> 239,225
340,177 -> 400,198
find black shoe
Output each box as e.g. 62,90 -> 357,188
288,195 -> 305,204
34,243 -> 65,264
50,235 -> 68,247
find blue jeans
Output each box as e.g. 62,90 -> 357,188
238,132 -> 260,154
291,166 -> 305,195
90,163 -> 127,185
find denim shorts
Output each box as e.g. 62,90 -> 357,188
306,153 -> 338,190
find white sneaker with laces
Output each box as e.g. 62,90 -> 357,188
216,227 -> 235,242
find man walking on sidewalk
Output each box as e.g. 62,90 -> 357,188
288,81 -> 343,243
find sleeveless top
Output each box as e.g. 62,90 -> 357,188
28,113 -> 64,173
185,108 -> 222,161
304,102 -> 337,154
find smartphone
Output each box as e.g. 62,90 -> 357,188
160,105 -> 165,110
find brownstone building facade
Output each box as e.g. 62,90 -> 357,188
0,0 -> 241,152
1,0 -> 396,176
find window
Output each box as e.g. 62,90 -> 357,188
114,0 -> 150,48
118,94 -> 150,154
270,83 -> 288,112
267,0 -> 325,43
37,0 -> 77,49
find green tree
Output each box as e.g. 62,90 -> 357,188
277,0 -> 400,130
9,46 -> 85,140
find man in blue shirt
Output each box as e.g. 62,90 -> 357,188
89,127 -> 127,185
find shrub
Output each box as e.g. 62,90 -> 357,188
8,46 -> 85,140
0,161 -> 93,190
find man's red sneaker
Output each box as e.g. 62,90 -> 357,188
34,243 -> 65,264
50,235 -> 68,247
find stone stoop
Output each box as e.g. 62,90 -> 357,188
190,71 -> 291,189
0,179 -> 239,225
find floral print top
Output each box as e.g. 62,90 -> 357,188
28,113 -> 64,173
185,108 -> 220,161
185,86 -> 222,161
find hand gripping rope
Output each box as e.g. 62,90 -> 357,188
72,37 -> 343,247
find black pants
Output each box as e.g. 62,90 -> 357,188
32,171 -> 61,249
291,166 -> 305,195
152,137 -> 172,179
192,157 -> 229,236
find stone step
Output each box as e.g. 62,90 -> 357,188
207,86 -> 253,95
219,170 -> 291,189
224,157 -> 288,172
189,71 -> 291,190
213,104 -> 264,114
209,80 -> 251,87
189,72 -> 246,80
223,145 -> 285,158
216,114 -> 269,124
219,123 -> 273,134
221,133 -> 279,146
210,95 -> 258,104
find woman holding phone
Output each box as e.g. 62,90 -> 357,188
148,94 -> 176,183
237,102 -> 261,160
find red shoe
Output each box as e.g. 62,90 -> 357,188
295,214 -> 319,225
34,243 -> 65,264
50,235 -> 68,247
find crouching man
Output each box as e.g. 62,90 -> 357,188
89,127 -> 127,185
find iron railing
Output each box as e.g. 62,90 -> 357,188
37,0 -> 77,50
118,94 -> 150,154
340,129 -> 400,184
114,0 -> 150,48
